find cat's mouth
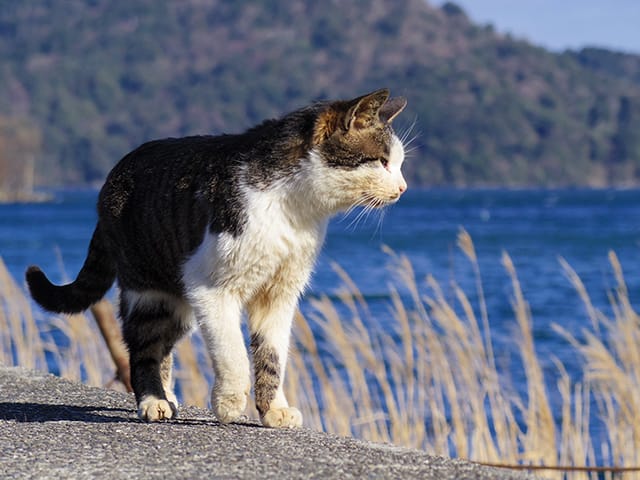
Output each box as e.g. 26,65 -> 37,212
370,193 -> 402,208
385,194 -> 402,205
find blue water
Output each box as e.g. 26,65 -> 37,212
2,188 -> 640,447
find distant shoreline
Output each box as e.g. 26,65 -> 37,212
0,190 -> 54,204
4,183 -> 640,205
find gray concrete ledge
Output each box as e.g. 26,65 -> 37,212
0,366 -> 535,479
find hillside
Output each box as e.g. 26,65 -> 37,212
1,0 -> 640,193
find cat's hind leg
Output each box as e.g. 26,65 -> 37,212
120,290 -> 191,421
248,290 -> 302,428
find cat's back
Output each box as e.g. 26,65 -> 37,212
103,135 -> 230,193
99,135 -> 240,220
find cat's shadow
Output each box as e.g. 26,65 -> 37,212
0,401 -> 261,427
0,401 -> 134,423
0,402 -> 142,423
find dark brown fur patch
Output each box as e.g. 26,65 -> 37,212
312,108 -> 341,145
250,333 -> 281,417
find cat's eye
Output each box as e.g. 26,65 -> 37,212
379,157 -> 389,168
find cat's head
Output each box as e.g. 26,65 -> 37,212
307,89 -> 408,214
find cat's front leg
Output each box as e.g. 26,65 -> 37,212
248,292 -> 302,428
191,289 -> 251,423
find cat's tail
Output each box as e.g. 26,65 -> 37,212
25,223 -> 116,314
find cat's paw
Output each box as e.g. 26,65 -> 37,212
212,390 -> 248,423
261,407 -> 303,429
138,395 -> 178,422
164,389 -> 179,410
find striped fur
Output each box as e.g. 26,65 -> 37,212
251,333 -> 281,418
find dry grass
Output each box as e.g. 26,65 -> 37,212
0,256 -> 115,387
1,231 -> 639,479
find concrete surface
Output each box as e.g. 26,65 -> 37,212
0,366 -> 538,479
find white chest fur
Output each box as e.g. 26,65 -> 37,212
182,184 -> 327,303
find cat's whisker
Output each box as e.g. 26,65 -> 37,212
340,196 -> 374,224
362,205 -> 379,227
344,193 -> 379,230
403,132 -> 420,148
402,139 -> 421,159
370,208 -> 386,239
346,204 -> 373,231
347,196 -> 373,216
352,211 -> 373,231
403,145 -> 420,156
399,121 -> 413,144
368,203 -> 386,228
399,117 -> 418,147
359,195 -> 387,230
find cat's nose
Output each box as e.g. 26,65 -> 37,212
398,180 -> 407,194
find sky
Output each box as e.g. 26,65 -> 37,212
434,1 -> 640,54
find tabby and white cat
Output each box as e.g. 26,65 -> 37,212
26,89 -> 408,428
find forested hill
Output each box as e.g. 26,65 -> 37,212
1,0 -> 640,191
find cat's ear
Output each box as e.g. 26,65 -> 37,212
344,89 -> 390,131
344,88 -> 389,130
379,97 -> 407,124
311,89 -> 394,144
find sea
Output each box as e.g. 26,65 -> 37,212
2,187 -> 640,446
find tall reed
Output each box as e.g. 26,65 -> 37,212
1,231 -> 638,479
0,256 -> 115,387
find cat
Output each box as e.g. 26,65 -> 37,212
26,88 -> 408,428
